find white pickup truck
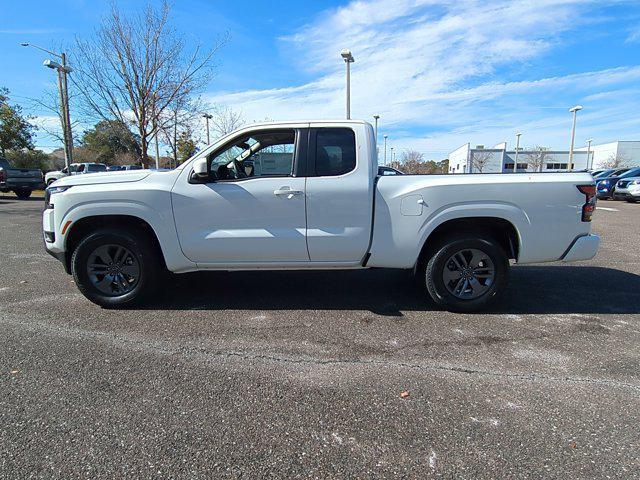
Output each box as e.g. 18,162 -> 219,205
43,120 -> 599,311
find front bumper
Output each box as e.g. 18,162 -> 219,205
613,188 -> 640,201
561,234 -> 600,262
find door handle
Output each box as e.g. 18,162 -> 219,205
274,187 -> 303,198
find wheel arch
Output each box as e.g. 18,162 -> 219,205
416,216 -> 521,270
63,215 -> 167,274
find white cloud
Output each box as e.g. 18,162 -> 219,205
207,0 -> 640,158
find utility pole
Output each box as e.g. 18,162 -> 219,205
390,147 -> 394,165
203,113 -> 213,144
568,105 -> 583,171
341,49 -> 355,119
22,43 -> 73,168
514,132 -> 521,173
383,135 -> 388,166
60,53 -> 73,166
154,133 -> 160,170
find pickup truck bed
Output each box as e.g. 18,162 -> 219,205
42,120 -> 599,311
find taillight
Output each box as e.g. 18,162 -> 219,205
577,184 -> 596,222
0,169 -> 6,182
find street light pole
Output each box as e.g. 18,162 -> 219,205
373,115 -> 380,140
390,147 -> 394,165
340,49 -> 354,119
514,132 -> 521,173
21,43 -> 73,168
373,115 -> 380,164
568,105 -> 583,172
203,113 -> 213,145
586,138 -> 594,170
383,135 -> 388,166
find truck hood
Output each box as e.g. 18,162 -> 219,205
52,171 -> 151,187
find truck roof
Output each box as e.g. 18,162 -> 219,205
248,119 -> 372,128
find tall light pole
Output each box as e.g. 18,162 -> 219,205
21,43 -> 73,168
383,135 -> 388,165
568,105 -> 583,172
513,132 -> 522,173
390,147 -> 394,165
373,115 -> 380,164
341,49 -> 354,119
203,113 -> 213,145
586,138 -> 594,170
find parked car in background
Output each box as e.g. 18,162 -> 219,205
596,167 -> 640,200
593,168 -> 623,179
378,166 -> 404,176
107,165 -> 143,172
45,163 -> 108,185
0,157 -> 45,199
43,120 -> 599,312
613,177 -> 640,203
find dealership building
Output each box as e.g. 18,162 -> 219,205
448,140 -> 640,174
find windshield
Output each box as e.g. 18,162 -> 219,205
87,164 -> 107,172
620,167 -> 640,178
593,169 -> 614,178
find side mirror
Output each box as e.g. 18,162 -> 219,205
190,157 -> 210,183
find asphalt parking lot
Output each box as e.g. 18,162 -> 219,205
1,195 -> 639,478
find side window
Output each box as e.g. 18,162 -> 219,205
208,130 -> 296,181
76,164 -> 85,173
315,128 -> 356,176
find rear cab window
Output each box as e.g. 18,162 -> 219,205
314,128 -> 356,176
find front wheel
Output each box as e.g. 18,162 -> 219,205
422,235 -> 509,312
71,228 -> 161,307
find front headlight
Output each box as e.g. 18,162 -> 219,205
44,185 -> 72,209
598,180 -> 610,187
631,180 -> 640,186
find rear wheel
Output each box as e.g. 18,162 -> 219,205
14,189 -> 32,199
422,235 -> 509,312
71,228 -> 161,307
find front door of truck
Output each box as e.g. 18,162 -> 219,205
172,127 -> 310,265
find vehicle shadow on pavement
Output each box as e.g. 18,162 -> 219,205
146,265 -> 640,316
0,194 -> 43,202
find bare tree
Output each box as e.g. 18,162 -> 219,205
602,152 -> 630,169
523,146 -> 550,172
208,105 -> 244,139
471,150 -> 492,173
158,96 -> 203,166
26,91 -> 82,149
72,1 -> 225,166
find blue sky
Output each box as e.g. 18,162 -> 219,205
2,0 -> 640,158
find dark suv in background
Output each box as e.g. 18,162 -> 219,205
596,167 -> 640,200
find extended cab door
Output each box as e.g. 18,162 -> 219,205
171,126 -> 310,265
305,124 -> 374,263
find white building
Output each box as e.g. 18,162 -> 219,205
448,140 -> 640,174
575,141 -> 640,170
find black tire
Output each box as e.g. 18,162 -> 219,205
71,228 -> 161,307
421,235 -> 509,312
14,189 -> 32,199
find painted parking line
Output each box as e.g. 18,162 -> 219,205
597,207 -> 619,212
